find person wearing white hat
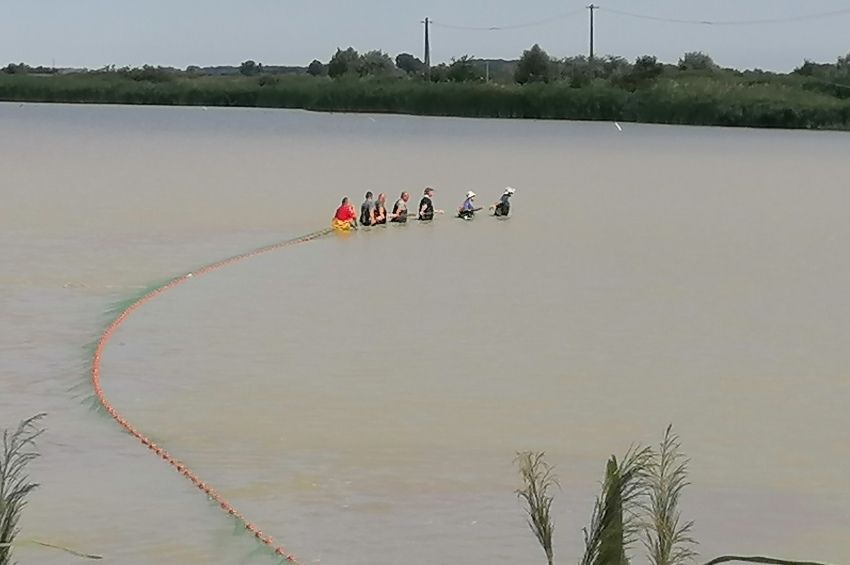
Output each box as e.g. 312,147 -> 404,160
457,190 -> 478,220
490,186 -> 516,217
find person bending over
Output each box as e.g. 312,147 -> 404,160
457,191 -> 478,220
490,186 -> 516,217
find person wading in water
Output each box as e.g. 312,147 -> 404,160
360,191 -> 377,226
490,186 -> 516,217
418,187 -> 443,221
374,193 -> 388,225
457,191 -> 478,220
390,191 -> 410,223
332,196 -> 358,230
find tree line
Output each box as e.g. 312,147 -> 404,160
2,45 -> 850,129
6,44 -> 850,92
298,44 -> 850,94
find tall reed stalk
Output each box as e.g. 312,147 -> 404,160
515,428 -> 835,565
644,425 -> 697,565
516,451 -> 558,565
580,446 -> 653,565
0,413 -> 45,565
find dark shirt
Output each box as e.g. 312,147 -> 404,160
374,203 -> 387,225
419,195 -> 434,220
391,199 -> 408,223
360,199 -> 375,226
495,194 -> 511,216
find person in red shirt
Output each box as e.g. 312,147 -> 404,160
332,196 -> 358,231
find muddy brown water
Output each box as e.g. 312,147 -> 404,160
2,102 -> 849,564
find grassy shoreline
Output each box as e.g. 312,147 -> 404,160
2,72 -> 850,130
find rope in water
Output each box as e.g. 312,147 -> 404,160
90,228 -> 332,564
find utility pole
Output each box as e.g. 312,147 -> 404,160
587,4 -> 598,60
423,17 -> 431,80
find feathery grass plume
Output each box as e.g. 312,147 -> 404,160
581,445 -> 653,565
516,451 -> 558,565
0,413 -> 46,565
644,425 -> 697,565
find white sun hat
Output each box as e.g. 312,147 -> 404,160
504,186 -> 516,195
466,191 -> 476,198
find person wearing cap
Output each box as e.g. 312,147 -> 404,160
418,187 -> 437,221
490,186 -> 516,217
457,190 -> 478,220
360,191 -> 377,226
390,191 -> 410,223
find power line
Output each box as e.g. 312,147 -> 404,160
597,6 -> 850,26
431,5 -> 850,31
430,8 -> 585,32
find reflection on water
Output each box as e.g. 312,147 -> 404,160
2,103 -> 849,564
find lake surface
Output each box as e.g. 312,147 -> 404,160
2,102 -> 849,565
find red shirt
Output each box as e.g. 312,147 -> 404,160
334,204 -> 355,222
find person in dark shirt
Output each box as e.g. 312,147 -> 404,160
374,193 -> 387,225
418,187 -> 443,221
490,186 -> 516,217
360,191 -> 376,226
391,191 -> 410,223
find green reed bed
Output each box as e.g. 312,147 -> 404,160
3,72 -> 850,129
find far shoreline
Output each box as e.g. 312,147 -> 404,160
5,96 -> 850,136
4,46 -> 850,131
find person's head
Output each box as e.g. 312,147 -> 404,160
365,191 -> 373,200
377,192 -> 386,204
504,186 -> 516,196
424,187 -> 434,197
401,191 -> 410,202
466,190 -> 476,200
341,196 -> 349,205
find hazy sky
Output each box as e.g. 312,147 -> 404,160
2,0 -> 849,71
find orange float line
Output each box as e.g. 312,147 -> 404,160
91,229 -> 331,564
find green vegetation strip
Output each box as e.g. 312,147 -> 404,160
5,48 -> 850,129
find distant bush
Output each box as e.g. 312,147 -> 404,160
515,44 -> 554,85
3,62 -> 57,75
307,59 -> 326,77
448,56 -> 484,83
678,51 -> 717,72
116,65 -> 175,82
